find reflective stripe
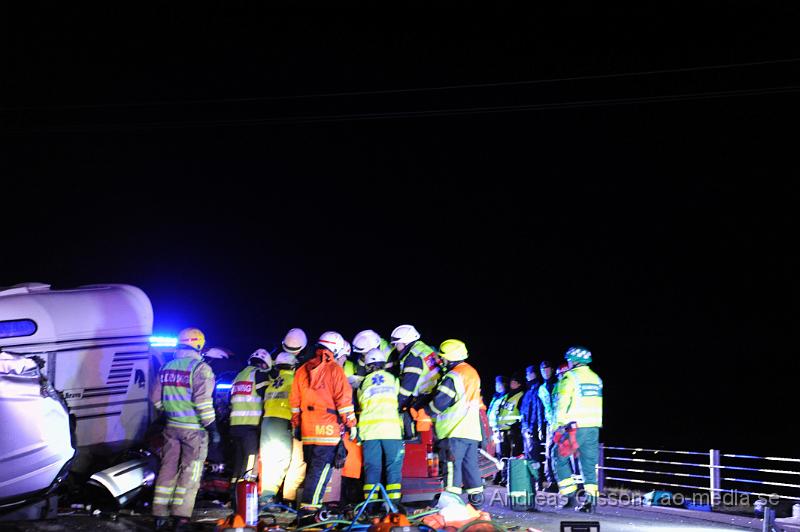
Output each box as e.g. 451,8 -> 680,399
438,386 -> 456,398
303,436 -> 341,444
466,486 -> 484,495
403,366 -> 422,375
167,420 -> 206,430
386,483 -> 402,491
231,411 -> 264,417
172,498 -> 184,505
174,487 -> 187,494
291,407 -> 301,413
153,497 -> 171,505
446,486 -> 463,494
312,464 -> 331,504
155,486 -> 174,494
561,484 -> 578,495
388,492 -> 402,499
446,461 -> 454,490
585,484 -> 599,496
399,388 -> 413,396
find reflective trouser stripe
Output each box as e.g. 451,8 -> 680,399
312,464 -> 331,505
558,477 -> 578,495
585,483 -> 599,497
465,486 -> 484,495
363,483 -> 378,500
446,461 -> 455,492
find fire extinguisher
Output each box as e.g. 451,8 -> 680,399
235,477 -> 258,526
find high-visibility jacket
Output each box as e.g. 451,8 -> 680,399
289,348 -> 356,446
229,366 -> 267,427
399,340 -> 441,399
357,370 -> 402,440
496,389 -> 523,430
264,368 -> 295,420
431,362 -> 482,441
152,351 -> 216,430
555,365 -> 603,428
537,378 -> 556,430
487,392 -> 505,431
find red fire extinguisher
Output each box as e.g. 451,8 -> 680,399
235,477 -> 258,526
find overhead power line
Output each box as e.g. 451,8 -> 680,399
10,84 -> 799,135
3,56 -> 800,112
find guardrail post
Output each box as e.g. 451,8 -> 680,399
598,443 -> 605,492
710,449 -> 721,507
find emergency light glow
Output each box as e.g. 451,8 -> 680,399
216,383 -> 232,390
150,336 -> 178,347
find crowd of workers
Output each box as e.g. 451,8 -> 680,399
148,325 -> 602,531
487,348 -> 602,513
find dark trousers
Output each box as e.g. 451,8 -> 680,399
230,425 -> 260,483
522,430 -> 543,486
554,427 -> 599,497
301,444 -> 338,507
440,437 -> 483,506
362,439 -> 405,502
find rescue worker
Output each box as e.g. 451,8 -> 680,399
259,351 -> 306,509
289,331 -> 357,516
334,339 -> 363,505
282,328 -> 308,360
537,360 -> 557,490
229,349 -> 272,505
352,329 -> 396,387
496,373 -> 524,485
390,324 -> 442,411
487,376 -> 507,485
151,327 -> 221,531
357,348 -> 404,503
520,365 -> 543,488
423,339 -> 484,509
553,347 -> 603,513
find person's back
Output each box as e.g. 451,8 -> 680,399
357,349 -> 404,502
289,332 -> 356,514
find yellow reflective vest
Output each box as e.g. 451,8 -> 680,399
433,362 -> 482,441
357,370 -> 402,440
263,368 -> 295,420
230,366 -> 264,427
497,389 -> 523,430
555,365 -> 603,428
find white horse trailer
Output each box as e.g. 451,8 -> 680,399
0,283 -> 155,482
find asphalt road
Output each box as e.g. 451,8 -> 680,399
0,486 -> 760,532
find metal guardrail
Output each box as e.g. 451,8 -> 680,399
597,445 -> 800,504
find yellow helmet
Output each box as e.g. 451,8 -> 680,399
439,339 -> 468,361
177,327 -> 206,352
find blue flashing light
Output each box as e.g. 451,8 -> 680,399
150,336 -> 178,347
216,383 -> 232,390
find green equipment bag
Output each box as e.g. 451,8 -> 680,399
506,457 -> 539,511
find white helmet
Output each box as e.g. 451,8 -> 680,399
364,348 -> 387,365
318,331 -> 346,356
390,324 -> 420,346
352,329 -> 382,354
274,351 -> 298,367
340,340 -> 351,358
249,348 -> 273,369
282,328 -> 308,355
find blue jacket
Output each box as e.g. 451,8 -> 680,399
520,380 -> 542,434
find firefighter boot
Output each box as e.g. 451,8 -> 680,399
559,493 -> 579,510
576,494 -> 596,513
154,516 -> 171,531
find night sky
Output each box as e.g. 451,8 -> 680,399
3,7 -> 798,455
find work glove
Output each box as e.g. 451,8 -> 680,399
205,421 -> 222,446
349,425 -> 359,442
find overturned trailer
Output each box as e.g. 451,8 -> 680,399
0,282 -> 156,517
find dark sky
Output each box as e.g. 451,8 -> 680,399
3,7 -> 799,455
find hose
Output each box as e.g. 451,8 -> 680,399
456,519 -> 506,532
264,502 -> 299,514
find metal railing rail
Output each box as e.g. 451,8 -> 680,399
597,445 -> 800,504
